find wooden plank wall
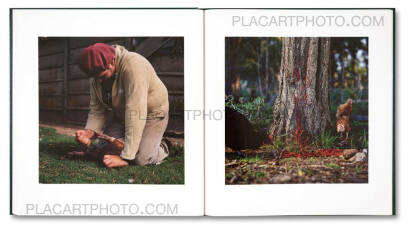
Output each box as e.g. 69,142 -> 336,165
39,37 -> 184,132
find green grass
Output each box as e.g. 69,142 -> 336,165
280,157 -> 298,163
255,171 -> 266,178
225,172 -> 235,180
306,157 -> 321,164
239,156 -> 264,164
39,127 -> 184,184
314,131 -> 338,149
325,162 -> 341,170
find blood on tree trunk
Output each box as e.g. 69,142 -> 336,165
268,37 -> 331,141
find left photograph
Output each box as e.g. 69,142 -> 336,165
38,37 -> 185,184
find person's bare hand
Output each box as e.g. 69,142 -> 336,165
75,129 -> 95,147
103,155 -> 129,168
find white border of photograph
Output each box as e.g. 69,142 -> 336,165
12,9 -> 204,216
205,9 -> 393,216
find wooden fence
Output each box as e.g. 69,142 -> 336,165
39,37 -> 184,132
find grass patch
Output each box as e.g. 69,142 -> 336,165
260,139 -> 286,152
260,144 -> 276,152
255,171 -> 266,178
39,127 -> 184,184
303,168 -> 313,176
306,157 -> 321,164
280,157 -> 298,164
239,156 -> 263,164
325,162 -> 341,170
226,172 -> 235,180
314,131 -> 338,149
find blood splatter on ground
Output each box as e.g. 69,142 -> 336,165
281,148 -> 343,159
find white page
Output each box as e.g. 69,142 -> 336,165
12,9 -> 204,216
205,9 -> 393,216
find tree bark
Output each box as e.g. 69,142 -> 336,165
264,38 -> 270,97
257,45 -> 264,98
269,37 -> 331,140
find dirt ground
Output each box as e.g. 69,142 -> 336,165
39,122 -> 184,147
225,148 -> 368,184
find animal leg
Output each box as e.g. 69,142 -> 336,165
344,132 -> 349,142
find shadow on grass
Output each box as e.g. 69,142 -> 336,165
39,127 -> 184,184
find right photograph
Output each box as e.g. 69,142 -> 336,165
225,37 -> 368,184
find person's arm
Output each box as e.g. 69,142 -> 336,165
85,78 -> 106,133
120,62 -> 149,160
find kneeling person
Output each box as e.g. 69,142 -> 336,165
74,43 -> 170,168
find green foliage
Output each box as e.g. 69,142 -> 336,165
329,89 -> 368,150
239,156 -> 263,164
260,139 -> 286,152
325,162 -> 341,170
273,139 -> 286,150
280,157 -> 298,163
330,89 -> 368,116
285,140 -> 303,153
346,122 -> 368,150
260,138 -> 305,153
355,166 -> 363,173
351,102 -> 368,116
306,157 -> 320,164
361,130 -> 368,149
255,171 -> 266,178
351,129 -> 368,150
331,37 -> 368,90
261,138 -> 301,153
225,95 -> 273,128
227,37 -> 282,99
314,131 -> 338,149
225,89 -> 368,152
225,172 -> 235,180
226,37 -> 368,104
39,127 -> 184,184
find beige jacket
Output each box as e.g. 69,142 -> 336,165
85,45 -> 169,160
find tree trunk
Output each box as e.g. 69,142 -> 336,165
257,45 -> 264,98
264,38 -> 270,97
269,37 -> 331,140
227,38 -> 242,94
339,42 -> 345,102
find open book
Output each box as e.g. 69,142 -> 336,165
11,8 -> 394,216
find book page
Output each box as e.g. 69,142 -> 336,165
12,9 -> 204,216
205,9 -> 394,216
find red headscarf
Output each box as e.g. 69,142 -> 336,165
78,43 -> 116,76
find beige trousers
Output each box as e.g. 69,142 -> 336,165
94,112 -> 169,166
